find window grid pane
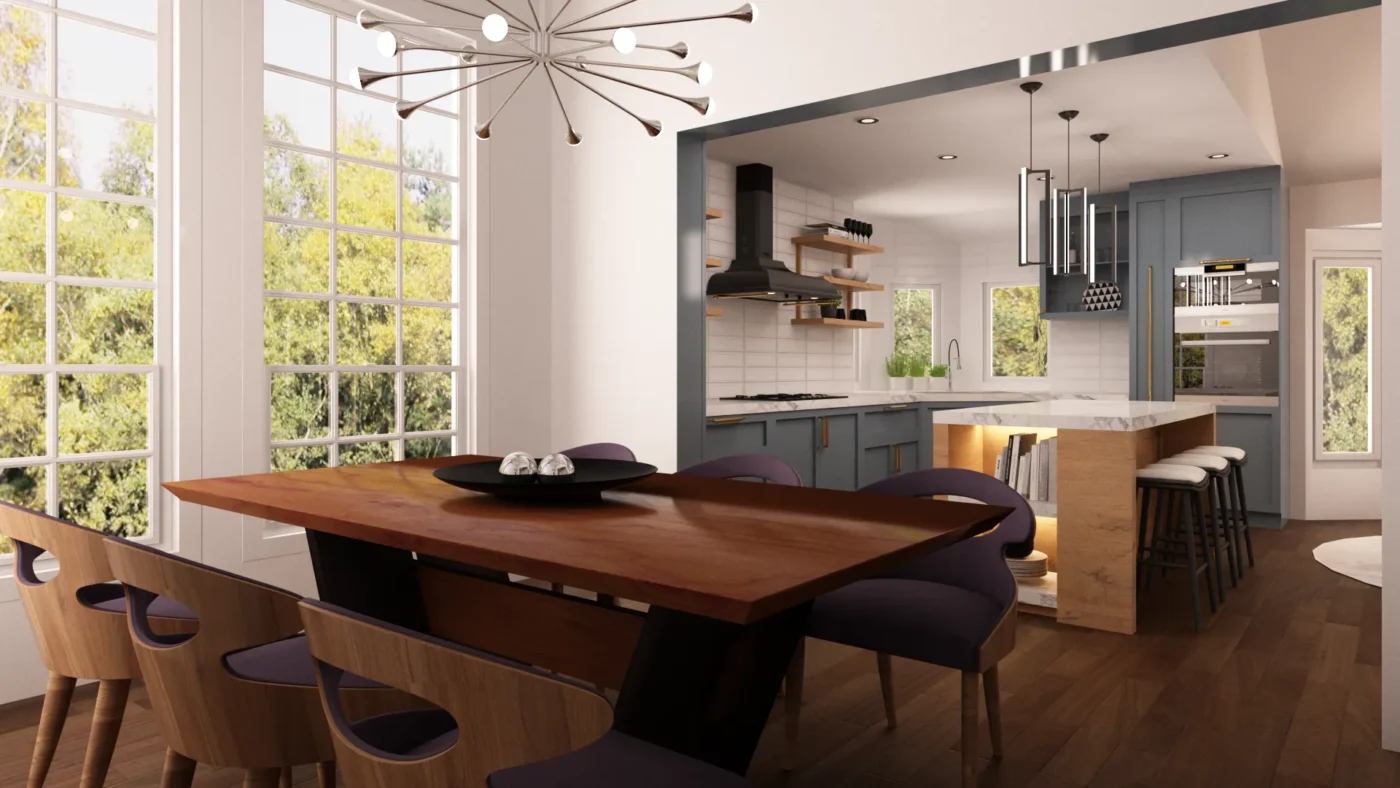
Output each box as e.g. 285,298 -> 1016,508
1320,266 -> 1372,454
0,4 -> 163,554
264,1 -> 460,471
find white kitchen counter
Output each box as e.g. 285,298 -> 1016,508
705,391 -> 1120,417
930,400 -> 1215,431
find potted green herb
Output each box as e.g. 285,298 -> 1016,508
929,363 -> 950,392
912,359 -> 932,391
885,354 -> 913,391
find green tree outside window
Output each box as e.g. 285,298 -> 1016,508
990,286 -> 1048,377
1321,267 -> 1372,454
894,289 -> 934,366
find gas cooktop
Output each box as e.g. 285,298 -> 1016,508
719,393 -> 849,402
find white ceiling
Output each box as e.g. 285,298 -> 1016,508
707,8 -> 1380,240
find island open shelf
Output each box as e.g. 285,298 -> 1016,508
932,401 -> 1217,635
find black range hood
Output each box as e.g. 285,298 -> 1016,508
706,163 -> 841,304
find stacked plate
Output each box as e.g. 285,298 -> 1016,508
1006,550 -> 1049,580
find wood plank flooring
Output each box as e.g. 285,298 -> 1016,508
0,520 -> 1390,787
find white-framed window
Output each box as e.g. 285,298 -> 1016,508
1,0 -> 172,558
987,283 -> 1048,378
1315,258 -> 1379,460
261,0 -> 464,472
893,285 -> 941,369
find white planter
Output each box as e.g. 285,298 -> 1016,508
891,377 -> 913,391
913,376 -> 931,391
930,376 -> 950,391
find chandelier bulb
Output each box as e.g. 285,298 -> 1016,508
482,13 -> 508,43
612,28 -> 637,55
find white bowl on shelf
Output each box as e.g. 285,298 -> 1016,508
850,270 -> 870,282
830,267 -> 859,280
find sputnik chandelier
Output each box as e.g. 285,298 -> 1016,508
355,0 -> 758,144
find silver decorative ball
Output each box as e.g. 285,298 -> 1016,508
538,453 -> 576,478
498,452 -> 538,476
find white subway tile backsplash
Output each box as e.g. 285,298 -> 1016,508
705,159 -> 859,393
708,382 -> 744,399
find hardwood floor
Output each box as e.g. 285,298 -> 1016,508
0,520 -> 1390,787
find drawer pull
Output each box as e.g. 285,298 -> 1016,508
895,445 -> 903,473
821,417 -> 830,449
885,404 -> 910,411
709,416 -> 746,424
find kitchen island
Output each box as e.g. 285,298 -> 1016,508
933,400 -> 1216,634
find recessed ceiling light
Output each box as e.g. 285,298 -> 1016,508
1207,152 -> 1230,159
855,117 -> 879,125
938,154 -> 957,160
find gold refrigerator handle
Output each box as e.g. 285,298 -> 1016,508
1146,266 -> 1153,401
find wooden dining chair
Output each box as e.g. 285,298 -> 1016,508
679,453 -> 804,486
103,538 -> 396,788
298,598 -> 748,788
785,469 -> 1031,788
0,503 -> 197,788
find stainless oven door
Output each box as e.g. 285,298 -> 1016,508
1173,332 -> 1280,397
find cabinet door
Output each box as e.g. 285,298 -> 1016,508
815,414 -> 859,491
703,418 -> 766,461
892,441 -> 919,477
1216,412 -> 1279,514
860,446 -> 892,489
771,416 -> 817,487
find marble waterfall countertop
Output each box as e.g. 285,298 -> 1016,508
706,391 -> 1123,417
930,400 -> 1215,431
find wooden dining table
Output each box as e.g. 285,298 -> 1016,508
166,455 -> 1011,775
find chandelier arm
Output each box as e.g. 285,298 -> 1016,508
543,63 -> 583,145
361,56 -> 531,88
475,61 -> 540,138
550,42 -> 611,58
545,0 -> 578,31
416,0 -> 530,32
555,0 -> 643,35
557,35 -> 688,58
556,61 -> 708,114
568,58 -> 705,83
524,0 -> 543,32
551,63 -> 662,136
396,61 -> 533,118
480,0 -> 534,32
562,6 -> 753,36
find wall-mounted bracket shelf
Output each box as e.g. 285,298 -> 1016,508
706,257 -> 725,269
791,317 -> 884,329
705,207 -> 723,221
791,235 -> 884,255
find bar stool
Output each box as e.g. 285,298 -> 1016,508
0,503 -> 197,788
1156,453 -> 1238,591
1136,465 -> 1216,632
1184,445 -> 1254,572
297,599 -> 749,788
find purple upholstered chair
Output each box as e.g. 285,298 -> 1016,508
678,454 -> 803,486
560,443 -> 637,462
298,599 -> 748,788
785,469 -> 1033,788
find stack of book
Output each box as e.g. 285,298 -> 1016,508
803,222 -> 849,238
992,433 -> 1058,503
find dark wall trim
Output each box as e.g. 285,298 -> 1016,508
675,0 -> 1376,469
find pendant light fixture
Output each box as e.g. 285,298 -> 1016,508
1017,82 -> 1052,268
1053,110 -> 1087,276
1081,132 -> 1124,312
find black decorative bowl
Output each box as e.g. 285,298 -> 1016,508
433,458 -> 658,502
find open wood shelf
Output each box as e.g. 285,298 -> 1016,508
823,275 -> 883,291
706,306 -> 724,318
706,257 -> 725,269
791,234 -> 884,255
791,318 -> 884,329
705,208 -> 723,221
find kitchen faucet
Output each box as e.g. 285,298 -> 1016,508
946,338 -> 962,391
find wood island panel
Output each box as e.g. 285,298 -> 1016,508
1055,429 -> 1143,634
166,456 -> 1009,625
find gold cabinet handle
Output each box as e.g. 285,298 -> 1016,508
894,445 -> 903,473
885,404 -> 909,411
1146,265 -> 1154,401
821,417 -> 830,449
709,416 -> 745,424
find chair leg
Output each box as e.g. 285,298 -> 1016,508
983,665 -> 1003,761
782,638 -> 805,771
279,767 -> 293,788
159,749 -> 197,788
317,762 -> 336,788
79,678 -> 131,788
876,652 -> 898,729
961,671 -> 979,788
27,672 -> 76,788
1234,469 -> 1255,567
244,768 -> 282,788
1185,492 -> 1206,632
550,583 -> 564,594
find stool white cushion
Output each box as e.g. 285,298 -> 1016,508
1184,445 -> 1246,461
1137,464 -> 1208,485
1159,454 -> 1229,472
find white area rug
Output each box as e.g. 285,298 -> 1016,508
1313,536 -> 1382,587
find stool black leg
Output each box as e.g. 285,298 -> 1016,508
1136,488 -> 1153,586
1212,477 -> 1238,588
1183,490 -> 1205,632
1233,466 -> 1255,567
1146,486 -> 1171,592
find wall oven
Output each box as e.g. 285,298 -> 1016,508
1173,261 -> 1280,399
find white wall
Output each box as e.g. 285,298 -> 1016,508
1381,0 -> 1399,754
859,222 -> 962,389
1287,180 -> 1382,521
704,159 -> 860,398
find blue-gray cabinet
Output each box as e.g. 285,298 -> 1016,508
702,401 -> 1027,491
1127,167 -> 1286,516
1039,191 -> 1132,319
